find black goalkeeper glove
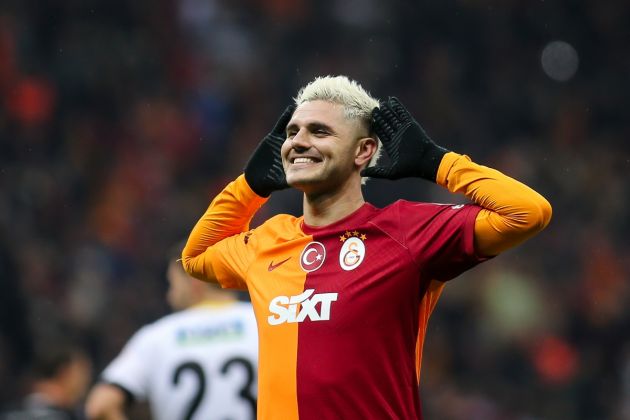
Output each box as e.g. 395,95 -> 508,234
361,97 -> 450,183
244,104 -> 295,197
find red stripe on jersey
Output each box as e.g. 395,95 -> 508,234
294,202 -> 482,419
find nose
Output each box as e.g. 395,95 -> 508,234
291,128 -> 312,151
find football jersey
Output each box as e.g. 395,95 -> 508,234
207,200 -> 485,419
101,302 -> 258,420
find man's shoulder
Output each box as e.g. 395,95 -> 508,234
367,200 -> 472,241
262,213 -> 300,226
378,199 -> 471,218
122,316 -> 172,345
373,199 -> 438,219
0,395 -> 76,420
162,302 -> 256,326
121,305 -> 254,350
254,213 -> 302,238
128,310 -> 201,340
183,301 -> 255,318
0,408 -> 74,420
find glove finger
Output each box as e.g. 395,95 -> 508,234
373,123 -> 396,150
373,107 -> 401,140
271,104 -> 297,135
392,103 -> 411,124
378,103 -> 405,130
265,134 -> 286,156
387,97 -> 412,123
372,111 -> 394,140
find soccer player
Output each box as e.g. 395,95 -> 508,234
181,76 -> 552,419
85,244 -> 258,420
0,330 -> 92,420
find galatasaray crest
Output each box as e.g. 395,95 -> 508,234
338,230 -> 366,271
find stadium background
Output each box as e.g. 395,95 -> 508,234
0,0 -> 628,418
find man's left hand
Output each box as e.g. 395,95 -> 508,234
361,97 -> 449,183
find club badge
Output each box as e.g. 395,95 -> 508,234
339,230 -> 366,271
300,241 -> 326,272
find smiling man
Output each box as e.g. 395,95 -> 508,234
181,75 -> 552,419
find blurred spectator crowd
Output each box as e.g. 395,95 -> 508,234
0,0 -> 628,418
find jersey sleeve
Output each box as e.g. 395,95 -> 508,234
204,228 -> 260,290
182,175 -> 268,283
437,152 -> 552,256
398,200 -> 488,281
100,325 -> 156,400
191,214 -> 295,290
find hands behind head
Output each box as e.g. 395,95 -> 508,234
244,96 -> 449,198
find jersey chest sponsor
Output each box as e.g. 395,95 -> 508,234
265,229 -> 369,325
267,289 -> 338,325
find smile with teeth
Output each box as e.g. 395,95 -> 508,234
292,157 -> 320,164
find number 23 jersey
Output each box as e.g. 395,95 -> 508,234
101,302 -> 258,420
207,200 -> 487,420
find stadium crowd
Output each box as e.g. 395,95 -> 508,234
0,0 -> 628,418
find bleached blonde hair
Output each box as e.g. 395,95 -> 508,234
294,75 -> 382,183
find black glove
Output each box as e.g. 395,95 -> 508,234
361,97 -> 449,183
244,104 -> 295,197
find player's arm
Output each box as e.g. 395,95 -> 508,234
181,175 -> 268,283
363,97 -> 551,257
436,152 -> 551,256
84,383 -> 130,420
182,104 -> 295,283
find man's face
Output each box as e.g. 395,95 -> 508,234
281,100 -> 370,193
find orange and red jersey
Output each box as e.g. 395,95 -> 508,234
187,201 -> 484,419
182,152 -> 552,419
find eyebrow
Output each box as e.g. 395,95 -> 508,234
286,121 -> 335,135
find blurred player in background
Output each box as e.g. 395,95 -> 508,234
85,243 -> 258,420
181,75 -> 552,419
0,328 -> 92,420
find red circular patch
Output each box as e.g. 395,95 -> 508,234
299,242 -> 326,272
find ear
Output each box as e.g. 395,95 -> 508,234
355,137 -> 378,168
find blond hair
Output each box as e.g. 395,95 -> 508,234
295,76 -> 382,182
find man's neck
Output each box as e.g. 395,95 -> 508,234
194,289 -> 238,306
302,182 -> 365,227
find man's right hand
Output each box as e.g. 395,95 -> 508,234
244,104 -> 295,197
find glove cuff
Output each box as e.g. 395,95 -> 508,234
244,170 -> 271,197
419,145 -> 450,182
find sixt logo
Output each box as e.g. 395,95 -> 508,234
267,289 -> 338,325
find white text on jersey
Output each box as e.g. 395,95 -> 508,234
267,289 -> 338,325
